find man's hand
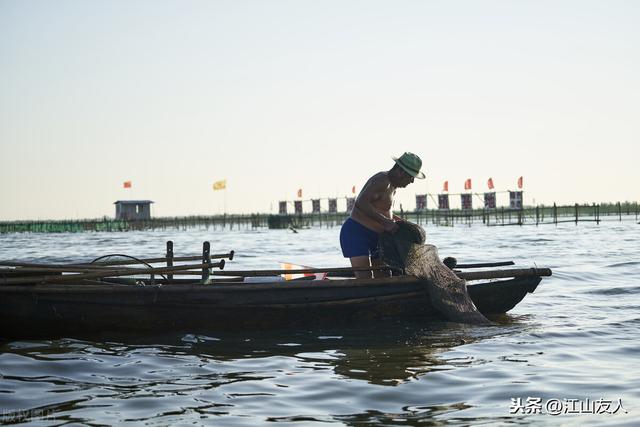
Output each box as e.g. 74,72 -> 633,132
384,220 -> 399,234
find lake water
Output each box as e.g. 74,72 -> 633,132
1,220 -> 639,426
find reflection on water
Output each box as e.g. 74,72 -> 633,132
0,320 -> 508,425
1,222 -> 640,425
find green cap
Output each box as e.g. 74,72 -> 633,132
392,152 -> 425,179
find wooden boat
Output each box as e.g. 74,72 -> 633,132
0,267 -> 548,339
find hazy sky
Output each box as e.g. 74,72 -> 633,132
1,0 -> 638,220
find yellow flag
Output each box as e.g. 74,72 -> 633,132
213,180 -> 226,190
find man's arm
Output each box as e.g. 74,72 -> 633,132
353,175 -> 398,232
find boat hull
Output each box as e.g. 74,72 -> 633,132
0,276 -> 541,339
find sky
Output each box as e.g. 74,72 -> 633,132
1,0 -> 638,220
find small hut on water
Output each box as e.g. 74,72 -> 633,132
114,200 -> 154,220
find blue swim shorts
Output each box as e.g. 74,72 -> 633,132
339,218 -> 380,258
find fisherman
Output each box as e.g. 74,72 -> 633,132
340,152 -> 425,279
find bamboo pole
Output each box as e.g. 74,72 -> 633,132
456,261 -> 514,269
0,266 -> 217,277
90,251 -> 235,265
210,266 -> 389,277
1,266 -> 117,274
210,266 -> 551,280
0,251 -> 234,269
0,261 -> 117,269
1,261 -> 225,285
456,267 -> 551,281
3,263 -> 551,284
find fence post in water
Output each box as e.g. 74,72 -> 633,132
166,241 -> 174,281
553,203 -> 558,226
536,205 -> 539,226
518,208 -> 523,226
575,203 -> 579,225
618,202 -> 622,221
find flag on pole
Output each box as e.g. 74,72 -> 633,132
352,185 -> 356,194
487,178 -> 494,190
297,188 -> 302,198
280,262 -> 327,281
464,179 -> 472,190
517,176 -> 523,189
213,180 -> 226,190
123,181 -> 132,189
443,181 -> 449,192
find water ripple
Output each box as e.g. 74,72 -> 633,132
1,222 -> 639,425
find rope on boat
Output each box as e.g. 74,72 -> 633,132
90,254 -> 167,280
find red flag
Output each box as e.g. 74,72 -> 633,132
487,178 -> 494,190
123,181 -> 132,189
443,181 -> 449,192
352,185 -> 356,194
297,188 -> 302,198
464,179 -> 472,190
517,176 -> 523,189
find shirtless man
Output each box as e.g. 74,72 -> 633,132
340,152 -> 425,279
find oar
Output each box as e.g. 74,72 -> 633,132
1,261 -> 225,285
456,261 -> 514,269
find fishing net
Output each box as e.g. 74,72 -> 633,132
378,221 -> 490,324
